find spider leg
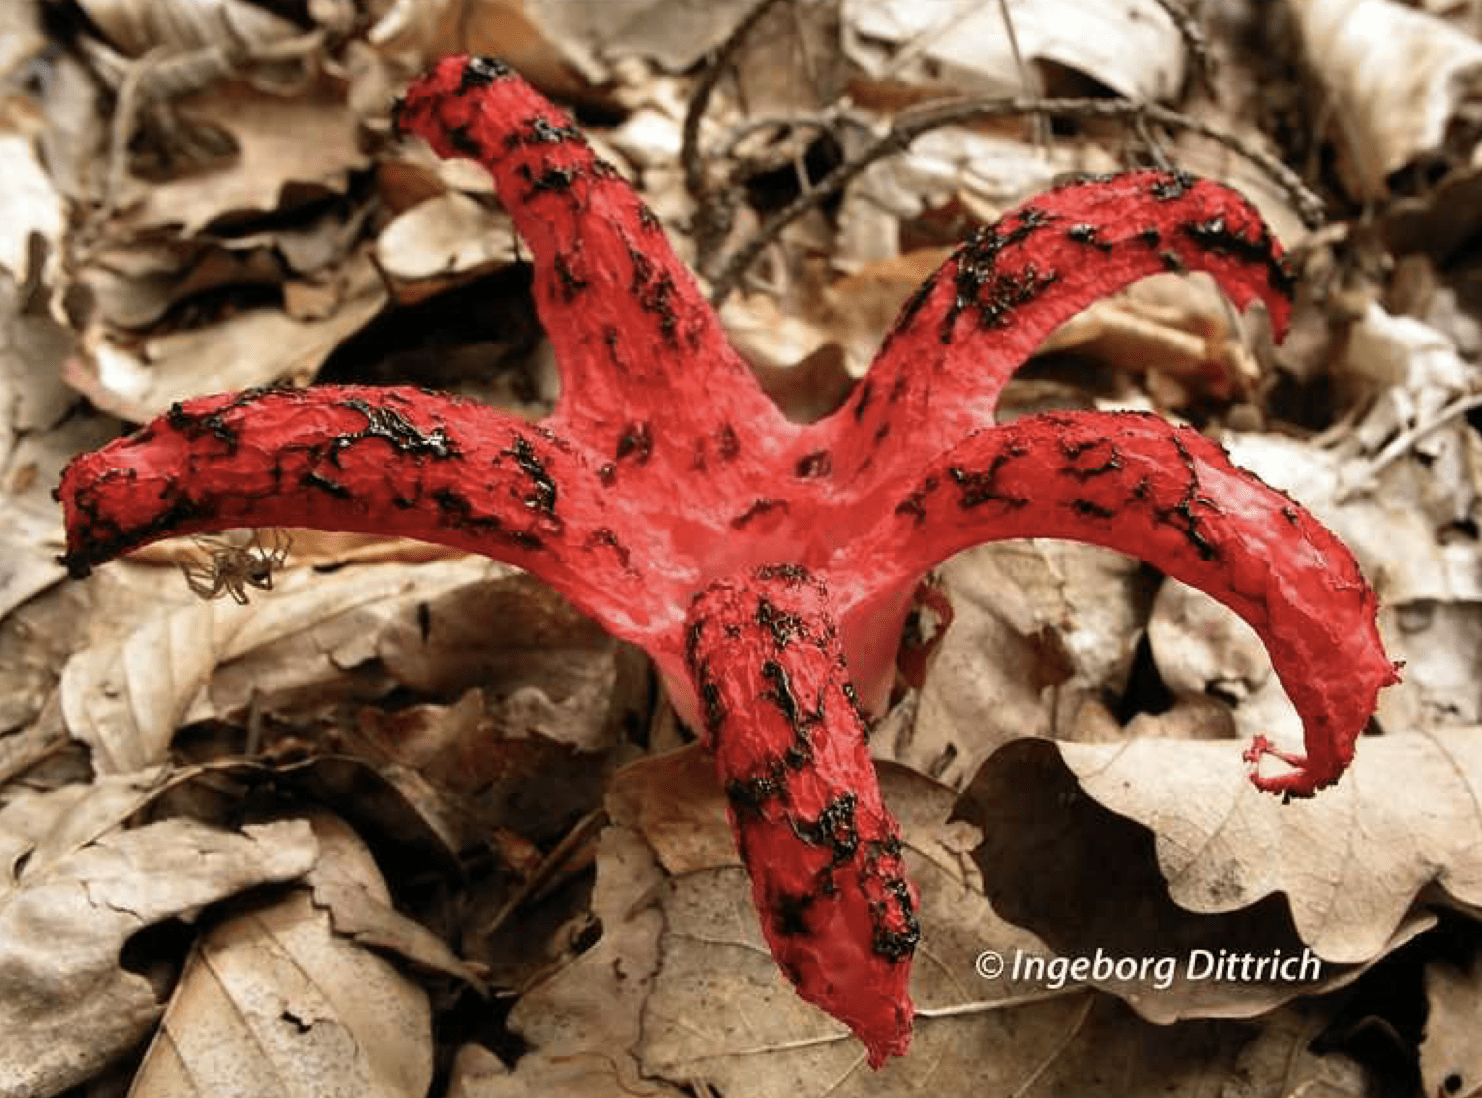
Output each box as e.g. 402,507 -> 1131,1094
225,575 -> 250,604
179,559 -> 224,600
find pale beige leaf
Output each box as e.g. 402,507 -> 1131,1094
1049,730 -> 1482,963
965,738 -> 1435,1025
1147,578 -> 1305,755
1290,0 -> 1482,198
1,768 -> 171,874
0,811 -> 316,1098
60,556 -> 501,773
376,192 -> 517,283
525,0 -> 757,75
73,251 -> 386,422
1224,430 -> 1482,606
843,0 -> 1184,100
1420,956 -> 1482,1098
129,813 -> 431,1098
0,134 -> 63,280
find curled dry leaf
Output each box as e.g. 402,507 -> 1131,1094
963,737 -> 1436,1025
1419,955 -> 1482,1098
75,0 -> 302,59
376,192 -> 519,288
0,802 -> 316,1098
56,56 -> 1397,1062
843,0 -> 1186,100
71,250 -> 386,422
979,729 -> 1482,967
1036,272 -> 1270,400
59,556 -> 500,772
128,812 -> 433,1098
1290,0 -> 1482,198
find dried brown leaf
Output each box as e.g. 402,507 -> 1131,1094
454,823 -> 679,1098
0,800 -> 316,1098
874,541 -> 1144,790
1419,954 -> 1482,1098
492,745 -> 1327,1093
972,730 -> 1482,971
128,812 -> 431,1098
843,0 -> 1185,100
0,269 -> 118,620
59,556 -> 501,772
122,77 -> 367,234
964,737 -> 1435,1025
70,250 -> 386,421
1290,0 -> 1482,198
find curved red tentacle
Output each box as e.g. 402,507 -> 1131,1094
817,171 -> 1293,488
396,56 -> 794,494
56,385 -> 673,637
685,564 -> 917,1066
835,410 -> 1401,795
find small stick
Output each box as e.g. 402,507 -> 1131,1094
681,0 -> 791,265
708,94 -> 1326,306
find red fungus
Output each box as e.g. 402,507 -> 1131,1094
56,55 -> 1400,1065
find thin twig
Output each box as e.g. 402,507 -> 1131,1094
1150,0 -> 1218,96
1339,391 -> 1482,500
707,94 -> 1326,306
681,0 -> 790,265
717,111 -> 839,163
1133,112 -> 1173,169
996,0 -> 1049,153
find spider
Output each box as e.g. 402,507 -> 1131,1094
178,528 -> 292,604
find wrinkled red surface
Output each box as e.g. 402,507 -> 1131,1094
56,54 -> 1400,1063
686,565 -> 916,1066
845,411 -> 1401,794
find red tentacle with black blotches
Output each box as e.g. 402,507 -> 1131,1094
685,564 -> 917,1066
821,171 -> 1293,488
837,410 -> 1401,796
395,56 -> 791,494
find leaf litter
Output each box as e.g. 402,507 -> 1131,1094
2,0 -> 1482,1092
